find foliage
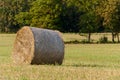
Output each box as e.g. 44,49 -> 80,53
0,0 -> 34,32
79,0 -> 100,42
110,1 -> 120,42
59,0 -> 81,32
30,0 -> 60,28
28,0 -> 81,32
99,36 -> 108,43
15,12 -> 32,27
1,0 -> 120,43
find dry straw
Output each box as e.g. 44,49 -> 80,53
12,26 -> 64,65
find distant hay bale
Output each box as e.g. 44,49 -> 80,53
12,26 -> 64,65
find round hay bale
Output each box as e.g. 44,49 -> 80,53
12,26 -> 64,65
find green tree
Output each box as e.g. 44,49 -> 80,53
110,1 -> 120,42
0,0 -> 34,32
15,0 -> 35,27
59,0 -> 81,32
29,0 -> 63,30
15,12 -> 32,27
0,0 -> 5,32
29,0 -> 81,32
79,0 -> 99,42
96,0 -> 119,42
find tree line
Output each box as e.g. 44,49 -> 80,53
0,0 -> 120,42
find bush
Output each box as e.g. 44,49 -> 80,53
65,40 -> 80,44
99,36 -> 108,43
81,39 -> 91,43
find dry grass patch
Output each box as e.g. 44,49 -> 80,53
0,64 -> 120,80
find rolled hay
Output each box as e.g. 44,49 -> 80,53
12,26 -> 64,65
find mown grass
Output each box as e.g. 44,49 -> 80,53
0,34 -> 120,80
65,44 -> 120,67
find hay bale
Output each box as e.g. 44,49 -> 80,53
12,26 -> 64,65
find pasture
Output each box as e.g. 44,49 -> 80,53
0,34 -> 120,80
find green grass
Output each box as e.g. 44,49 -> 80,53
0,34 -> 120,80
65,44 -> 120,67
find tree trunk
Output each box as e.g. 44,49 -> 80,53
117,33 -> 119,43
88,32 -> 91,42
112,32 -> 115,43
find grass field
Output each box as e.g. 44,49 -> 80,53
0,34 -> 120,80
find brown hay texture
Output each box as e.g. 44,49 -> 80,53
12,26 -> 64,65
